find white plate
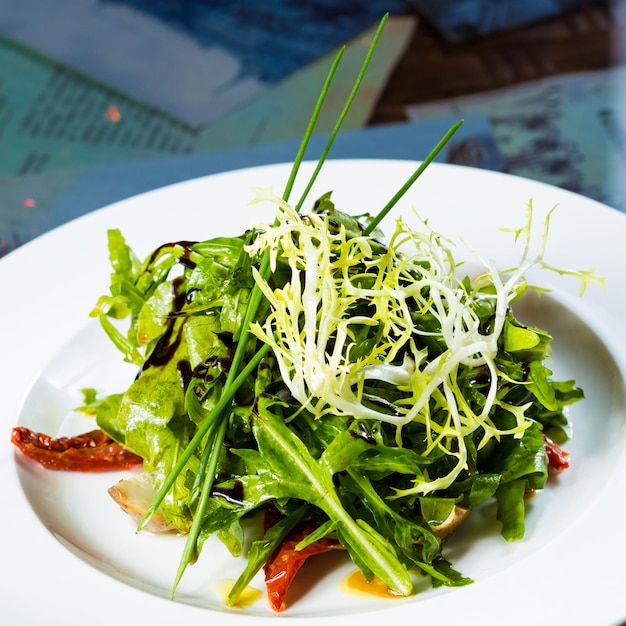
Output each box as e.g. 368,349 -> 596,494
2,160 -> 626,626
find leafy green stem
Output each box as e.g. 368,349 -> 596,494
294,13 -> 389,213
172,413 -> 229,595
363,118 -> 464,236
169,33 -> 352,575
141,15 -> 392,584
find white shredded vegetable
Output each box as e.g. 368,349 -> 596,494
245,188 -> 603,494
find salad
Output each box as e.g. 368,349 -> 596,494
9,15 -> 603,615
11,184 -> 600,611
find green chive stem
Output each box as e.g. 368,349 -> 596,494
139,14 -> 370,542
294,13 -> 389,213
281,46 -> 345,204
363,118 -> 464,236
171,414 -> 229,596
161,15 -> 392,590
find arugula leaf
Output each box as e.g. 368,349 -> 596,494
251,395 -> 413,595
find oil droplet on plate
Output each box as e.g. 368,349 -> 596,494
213,578 -> 263,608
341,569 -> 412,599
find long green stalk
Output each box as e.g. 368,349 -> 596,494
171,413 -> 228,595
167,49 -> 348,589
294,13 -> 389,213
140,15 -> 393,590
363,119 -> 464,236
139,28 -> 348,535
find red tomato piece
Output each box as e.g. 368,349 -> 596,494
11,427 -> 143,472
544,435 -> 570,473
263,517 -> 341,612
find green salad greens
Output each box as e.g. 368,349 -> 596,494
85,182 -> 598,608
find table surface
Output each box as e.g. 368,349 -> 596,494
371,1 -> 619,125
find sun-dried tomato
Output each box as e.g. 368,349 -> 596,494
11,427 -> 143,472
544,435 -> 570,473
263,514 -> 342,612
